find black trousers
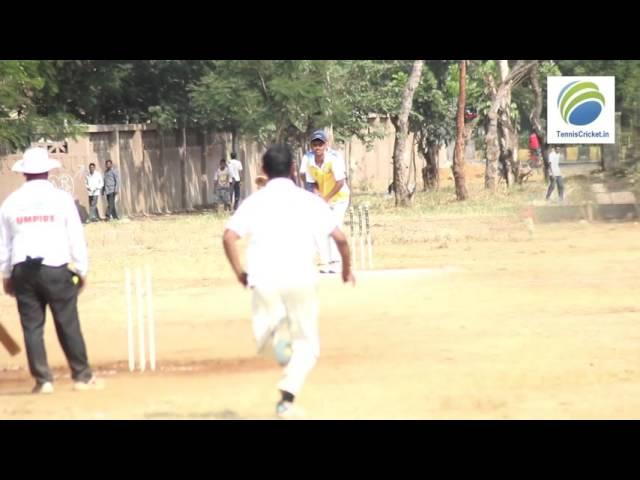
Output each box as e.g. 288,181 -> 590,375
232,180 -> 241,210
106,193 -> 119,219
11,261 -> 92,385
88,195 -> 101,221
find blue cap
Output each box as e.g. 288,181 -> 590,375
310,130 -> 327,143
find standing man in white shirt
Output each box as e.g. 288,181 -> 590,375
0,148 -> 103,394
85,162 -> 104,223
546,146 -> 565,202
222,144 -> 355,418
227,152 -> 243,211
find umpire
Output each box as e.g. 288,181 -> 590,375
0,148 -> 102,394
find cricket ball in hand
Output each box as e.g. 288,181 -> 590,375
274,339 -> 292,367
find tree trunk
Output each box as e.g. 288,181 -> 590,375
392,60 -> 424,207
200,129 -> 208,207
452,60 -> 469,201
159,131 -> 169,214
493,61 -> 521,186
529,64 -> 550,181
498,108 -> 518,185
181,126 -> 188,210
498,61 -> 522,186
422,141 -> 440,191
484,70 -> 499,190
231,128 -> 239,156
410,140 -> 417,194
484,61 -> 538,190
498,61 -> 510,83
485,87 -> 501,191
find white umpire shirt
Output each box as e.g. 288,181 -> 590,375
0,179 -> 89,279
225,177 -> 337,289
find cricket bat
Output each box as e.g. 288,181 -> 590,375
0,322 -> 21,356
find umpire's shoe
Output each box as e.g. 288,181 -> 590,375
73,376 -> 105,391
32,381 -> 54,394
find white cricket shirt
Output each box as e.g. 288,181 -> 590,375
225,177 -> 337,288
0,180 -> 89,278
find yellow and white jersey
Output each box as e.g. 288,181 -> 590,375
304,150 -> 350,205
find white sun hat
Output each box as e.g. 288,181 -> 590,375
12,147 -> 62,174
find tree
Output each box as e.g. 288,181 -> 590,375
557,60 -> 640,126
190,61 -> 342,152
0,61 -> 79,151
483,61 -> 538,191
413,60 -> 494,195
39,61 -> 134,124
37,60 -> 213,128
523,61 -> 564,181
528,63 -> 549,180
389,60 -> 424,206
496,60 -> 519,186
410,61 -> 457,191
190,60 -> 417,169
452,60 -> 469,201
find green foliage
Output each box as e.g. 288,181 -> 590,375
411,61 -> 457,146
189,60 -> 415,150
190,60 -> 330,146
557,60 -> 640,126
5,59 -> 640,161
0,61 -> 79,150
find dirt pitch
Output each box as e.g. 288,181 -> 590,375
1,191 -> 639,419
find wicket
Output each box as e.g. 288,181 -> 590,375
349,204 -> 374,269
125,265 -> 156,372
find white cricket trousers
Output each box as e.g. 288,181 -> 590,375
252,285 -> 319,396
318,200 -> 349,265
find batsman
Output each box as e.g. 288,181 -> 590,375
300,130 -> 351,274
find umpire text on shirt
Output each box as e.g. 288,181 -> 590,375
0,148 -> 102,394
